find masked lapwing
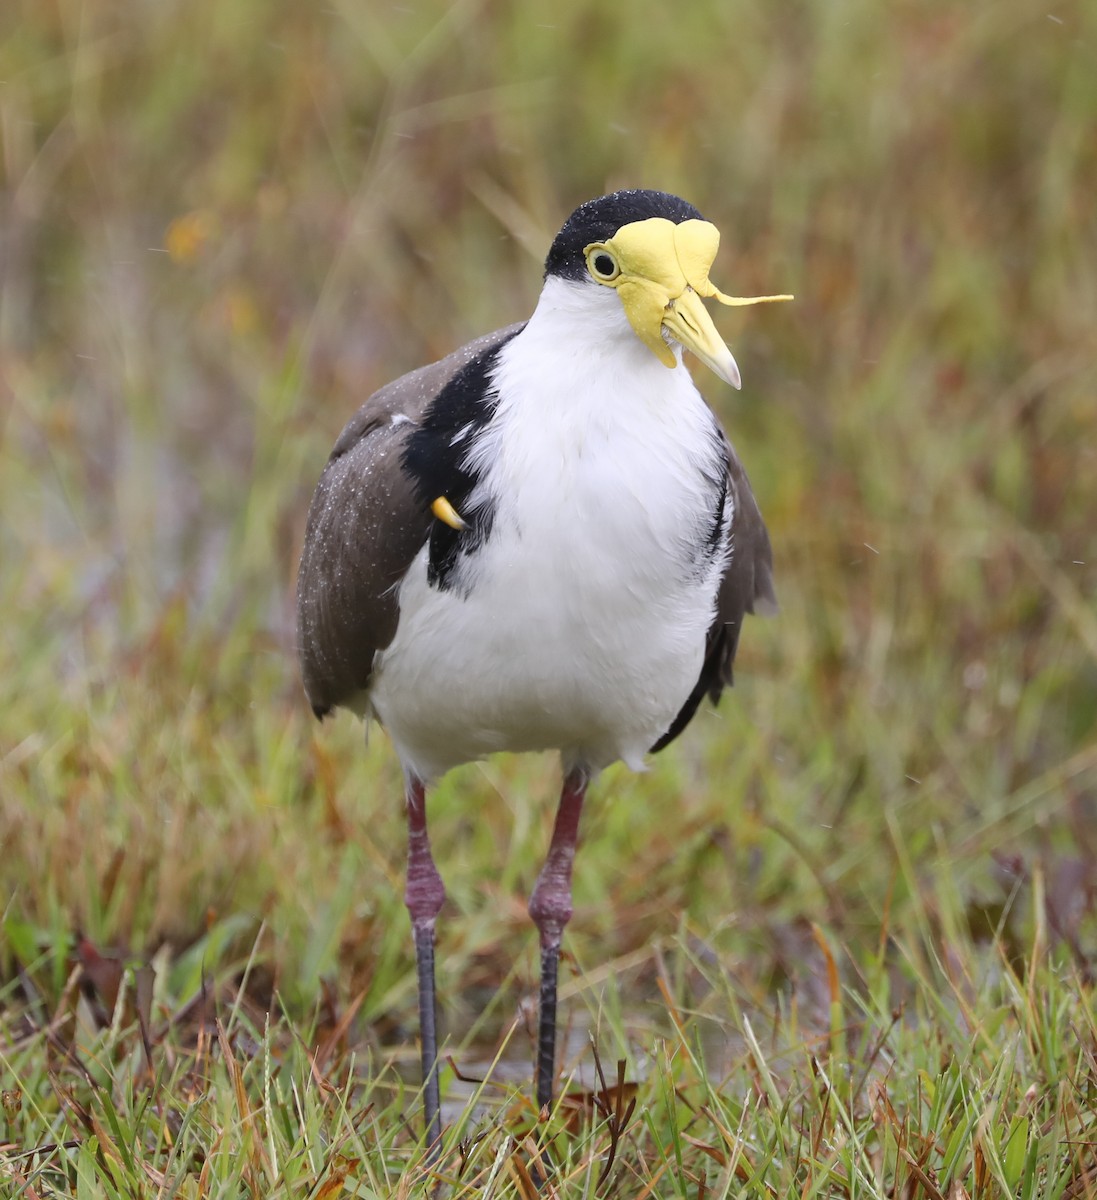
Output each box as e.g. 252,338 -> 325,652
296,189 -> 790,1148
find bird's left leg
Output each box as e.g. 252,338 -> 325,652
403,774 -> 446,1153
527,767 -> 588,1113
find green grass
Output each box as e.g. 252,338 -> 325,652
2,0 -> 1096,1193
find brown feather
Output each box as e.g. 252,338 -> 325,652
296,325 -> 524,716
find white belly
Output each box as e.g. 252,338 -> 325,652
367,307 -> 729,782
371,534 -> 715,780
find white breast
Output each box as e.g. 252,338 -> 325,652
369,279 -> 730,782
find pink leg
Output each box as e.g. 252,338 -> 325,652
403,775 -> 445,1152
527,768 -> 588,1111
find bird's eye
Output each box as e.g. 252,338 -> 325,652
584,245 -> 621,283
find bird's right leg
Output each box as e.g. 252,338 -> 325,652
403,774 -> 446,1154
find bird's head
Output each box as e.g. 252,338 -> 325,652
544,190 -> 791,390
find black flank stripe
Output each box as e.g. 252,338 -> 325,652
706,468 -> 728,560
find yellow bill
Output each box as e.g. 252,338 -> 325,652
584,217 -> 792,389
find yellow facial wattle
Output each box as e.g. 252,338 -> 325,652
583,217 -> 792,388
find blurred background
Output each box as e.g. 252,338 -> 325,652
2,0 -> 1095,1025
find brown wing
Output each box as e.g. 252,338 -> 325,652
296,325 -> 524,718
652,430 -> 776,751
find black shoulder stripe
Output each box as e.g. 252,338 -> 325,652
402,328 -> 521,590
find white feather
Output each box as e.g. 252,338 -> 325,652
369,277 -> 730,782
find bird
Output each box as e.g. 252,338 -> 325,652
296,189 -> 790,1149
